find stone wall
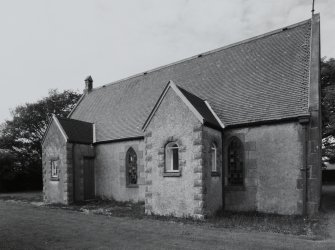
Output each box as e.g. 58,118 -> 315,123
144,88 -> 205,218
42,120 -> 73,204
224,122 -> 304,215
94,140 -> 145,202
202,126 -> 223,215
306,13 -> 322,215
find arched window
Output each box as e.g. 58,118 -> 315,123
126,147 -> 137,186
211,143 -> 217,172
165,142 -> 179,172
228,137 -> 244,186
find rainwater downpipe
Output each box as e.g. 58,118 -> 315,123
299,116 -> 310,216
72,143 -> 75,203
221,128 -> 225,210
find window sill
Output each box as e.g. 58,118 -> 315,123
225,185 -> 245,191
211,171 -> 220,177
127,184 -> 139,188
163,172 -> 181,177
50,177 -> 59,181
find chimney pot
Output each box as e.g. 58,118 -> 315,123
84,75 -> 93,94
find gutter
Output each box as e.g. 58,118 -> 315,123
94,136 -> 144,145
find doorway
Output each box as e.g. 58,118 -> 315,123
83,157 -> 95,200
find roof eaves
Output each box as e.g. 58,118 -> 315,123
53,115 -> 69,142
142,80 -> 172,131
204,121 -> 224,131
93,123 -> 96,143
170,82 -> 204,123
67,93 -> 86,118
204,100 -> 225,129
94,136 -> 144,145
41,115 -> 53,146
58,116 -> 94,125
68,140 -> 92,145
225,114 -> 311,129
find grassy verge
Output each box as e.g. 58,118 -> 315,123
46,199 -> 146,219
0,193 -> 328,239
209,210 -> 328,239
47,198 -> 328,239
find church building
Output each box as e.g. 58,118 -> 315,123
42,14 -> 321,218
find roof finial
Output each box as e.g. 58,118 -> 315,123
311,0 -> 315,15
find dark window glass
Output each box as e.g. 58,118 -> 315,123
126,147 -> 137,185
228,138 -> 244,186
172,146 -> 179,171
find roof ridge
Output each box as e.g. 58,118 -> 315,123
93,18 -> 311,91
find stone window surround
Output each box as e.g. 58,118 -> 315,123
225,135 -> 246,191
161,137 -> 185,178
50,156 -> 60,181
125,147 -> 138,188
123,145 -> 143,188
210,140 -> 220,177
165,142 -> 180,172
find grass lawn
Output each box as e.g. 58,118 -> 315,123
0,191 -> 328,239
47,198 -> 328,239
209,210 -> 327,239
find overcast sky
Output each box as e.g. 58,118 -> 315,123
0,0 -> 334,123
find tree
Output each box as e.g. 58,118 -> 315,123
0,149 -> 18,191
321,58 -> 335,164
0,89 -> 81,190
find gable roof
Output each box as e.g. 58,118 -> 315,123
177,85 -> 224,129
70,18 -> 313,142
57,117 -> 94,144
143,81 -> 223,131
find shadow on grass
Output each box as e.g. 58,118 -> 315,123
0,191 -> 43,203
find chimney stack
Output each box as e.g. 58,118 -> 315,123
84,75 -> 93,94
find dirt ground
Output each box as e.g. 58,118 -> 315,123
0,195 -> 335,249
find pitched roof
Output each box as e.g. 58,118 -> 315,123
176,85 -> 222,129
70,19 -> 312,142
143,81 -> 223,131
57,117 -> 93,144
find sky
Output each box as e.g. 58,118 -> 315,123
0,0 -> 334,123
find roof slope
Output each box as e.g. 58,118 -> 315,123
70,19 -> 312,141
177,85 -> 222,129
58,117 -> 93,144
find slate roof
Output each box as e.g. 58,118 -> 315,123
57,117 -> 93,144
177,85 -> 222,129
70,19 -> 312,142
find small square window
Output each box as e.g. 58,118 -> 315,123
51,160 -> 59,180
